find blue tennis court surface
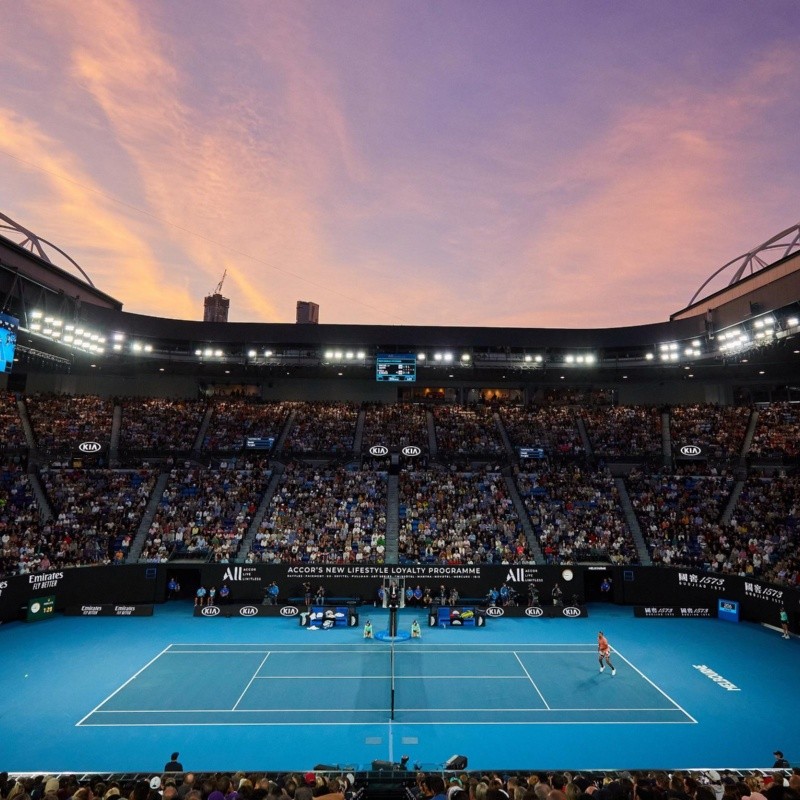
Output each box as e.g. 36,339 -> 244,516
78,642 -> 693,726
1,603 -> 798,772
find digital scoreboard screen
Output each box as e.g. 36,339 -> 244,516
376,353 -> 416,383
0,313 -> 19,374
244,436 -> 275,450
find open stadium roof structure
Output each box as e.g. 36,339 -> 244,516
2,214 -> 800,385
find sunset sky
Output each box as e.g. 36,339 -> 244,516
1,0 -> 798,328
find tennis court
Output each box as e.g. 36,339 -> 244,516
77,641 -> 693,727
1,603 -> 797,772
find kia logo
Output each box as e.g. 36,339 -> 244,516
680,445 -> 702,456
279,606 -> 299,616
201,605 -> 220,616
525,607 -> 544,617
369,445 -> 389,457
78,441 -> 102,453
239,606 -> 258,617
563,606 -> 581,617
485,606 -> 504,617
402,445 -> 422,457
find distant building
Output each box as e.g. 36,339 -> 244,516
204,292 -> 230,323
296,300 -> 319,324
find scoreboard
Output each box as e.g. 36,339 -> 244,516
376,353 -> 416,382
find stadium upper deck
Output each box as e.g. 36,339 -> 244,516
1,219 -> 800,402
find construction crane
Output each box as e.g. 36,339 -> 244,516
211,269 -> 227,296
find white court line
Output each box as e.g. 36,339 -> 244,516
513,652 -> 550,709
76,645 -> 171,727
610,646 -> 697,724
252,675 -> 528,679
78,719 -> 697,727
90,705 -> 687,713
232,652 -> 271,710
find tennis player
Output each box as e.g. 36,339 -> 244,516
598,630 -> 616,675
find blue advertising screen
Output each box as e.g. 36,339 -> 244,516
0,313 -> 19,373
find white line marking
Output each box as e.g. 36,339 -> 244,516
77,720 -> 698,727
610,646 -> 698,724
513,652 -> 550,709
76,645 -> 171,727
252,675 -> 529,680
89,705 -> 687,714
232,652 -> 271,710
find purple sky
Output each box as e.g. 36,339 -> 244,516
1,0 -> 798,327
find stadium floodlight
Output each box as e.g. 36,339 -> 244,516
659,343 -> 669,352
64,335 -> 74,343
112,343 -> 121,351
645,353 -> 654,360
660,353 -> 670,362
132,343 -> 142,352
113,332 -> 124,341
434,353 -> 443,361
214,349 -> 223,357
443,352 -> 453,362
461,353 -> 470,362
788,317 -> 799,327
264,349 -> 273,357
585,354 -> 596,364
669,343 -> 678,351
524,354 -> 532,362
30,322 -> 41,331
42,328 -> 52,336
53,319 -> 63,327
565,355 -> 575,363
346,351 -> 354,359
334,350 -> 343,360
576,355 -> 585,363
417,352 -> 426,360
357,351 -> 365,359
51,331 -> 61,339
692,339 -> 701,347
670,353 -> 679,361
247,349 -> 256,358
65,324 -> 74,332
145,344 -> 153,352
31,310 -> 43,319
203,348 -> 213,357
535,354 -> 543,363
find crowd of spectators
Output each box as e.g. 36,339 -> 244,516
500,407 -> 584,458
433,406 -> 505,457
38,467 -> 157,566
582,406 -> 662,458
250,464 -> 386,564
0,392 -> 27,450
669,405 -> 751,462
203,401 -> 294,452
141,461 -> 270,562
283,402 -> 359,454
121,398 -> 207,452
0,463 -> 42,576
626,467 -> 735,571
749,403 -> 800,460
4,766 -> 797,800
516,465 -> 636,563
398,468 -> 529,564
26,394 -> 113,451
719,471 -> 800,586
362,403 -> 429,453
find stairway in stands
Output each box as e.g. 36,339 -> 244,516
384,473 -> 400,562
614,476 -> 651,565
237,462 -> 285,558
126,472 -> 170,563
